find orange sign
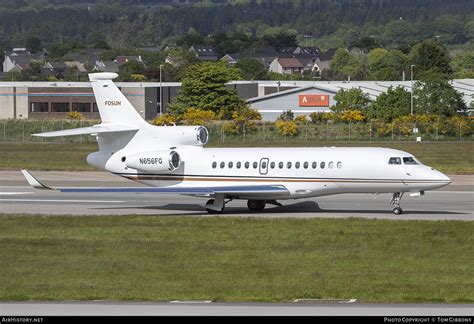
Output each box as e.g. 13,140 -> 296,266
298,94 -> 329,107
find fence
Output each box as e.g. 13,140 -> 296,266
1,119 -> 473,144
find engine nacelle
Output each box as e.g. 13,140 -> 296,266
125,150 -> 181,173
156,126 -> 208,146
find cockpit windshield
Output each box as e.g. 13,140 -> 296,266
403,157 -> 418,165
388,157 -> 401,165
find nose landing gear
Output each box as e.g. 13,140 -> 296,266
390,192 -> 404,215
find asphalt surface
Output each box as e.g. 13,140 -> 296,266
1,171 -> 473,220
1,302 -> 473,316
1,171 -> 473,316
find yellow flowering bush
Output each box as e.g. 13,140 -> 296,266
275,120 -> 299,136
182,108 -> 216,125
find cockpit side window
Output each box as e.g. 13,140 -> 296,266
388,157 -> 401,165
403,157 -> 418,165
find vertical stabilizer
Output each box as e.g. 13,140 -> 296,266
89,72 -> 146,128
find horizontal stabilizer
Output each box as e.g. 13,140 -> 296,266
32,123 -> 139,137
21,171 -> 289,197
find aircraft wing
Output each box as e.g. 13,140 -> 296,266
22,170 -> 289,197
32,123 -> 138,137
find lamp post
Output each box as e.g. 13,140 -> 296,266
410,64 -> 415,115
159,64 -> 163,117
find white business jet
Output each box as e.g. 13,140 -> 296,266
22,72 -> 451,214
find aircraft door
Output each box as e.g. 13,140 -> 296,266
259,158 -> 269,175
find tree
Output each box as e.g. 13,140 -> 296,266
168,62 -> 245,119
359,36 -> 377,52
451,52 -> 474,79
26,36 -> 42,54
413,80 -> 466,116
47,43 -> 70,60
263,31 -> 297,51
409,39 -> 453,80
330,48 -> 367,81
235,58 -> 267,80
368,86 -> 411,121
118,61 -> 146,81
332,88 -> 371,114
383,20 -> 422,48
367,48 -> 407,81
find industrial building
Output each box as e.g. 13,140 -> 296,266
249,79 -> 474,120
0,79 -> 472,121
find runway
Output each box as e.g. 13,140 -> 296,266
1,301 -> 473,316
1,171 -> 473,220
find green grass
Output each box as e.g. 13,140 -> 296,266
0,143 -> 98,171
1,141 -> 473,173
0,215 -> 472,303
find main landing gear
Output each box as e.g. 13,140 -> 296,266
390,192 -> 404,215
247,200 -> 282,212
205,194 -> 230,214
205,198 -> 283,214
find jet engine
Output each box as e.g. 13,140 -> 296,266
125,150 -> 181,173
157,126 -> 208,146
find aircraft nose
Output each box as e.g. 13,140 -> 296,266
431,168 -> 451,186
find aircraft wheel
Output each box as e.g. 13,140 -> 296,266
247,200 -> 266,211
393,207 -> 403,215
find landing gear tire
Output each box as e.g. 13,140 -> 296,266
247,200 -> 266,211
390,192 -> 404,215
393,207 -> 403,215
205,199 -> 224,214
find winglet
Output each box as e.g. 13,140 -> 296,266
21,170 -> 53,190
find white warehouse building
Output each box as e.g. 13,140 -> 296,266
246,79 -> 474,121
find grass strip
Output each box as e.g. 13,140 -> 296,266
0,215 -> 472,303
0,141 -> 473,173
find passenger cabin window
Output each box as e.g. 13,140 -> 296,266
279,162 -> 283,169
304,162 -> 309,169
403,157 -> 418,165
270,162 -> 275,169
295,162 -> 300,169
237,162 -> 241,169
388,157 -> 401,165
220,162 -> 225,168
337,162 -> 342,169
253,162 -> 258,169
329,162 -> 334,169
212,162 -> 217,169
320,162 -> 325,169
287,162 -> 292,169
245,162 -> 250,169
228,162 -> 233,168
312,162 -> 317,169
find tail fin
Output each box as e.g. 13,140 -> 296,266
89,72 -> 146,128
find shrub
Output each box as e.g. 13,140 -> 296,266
339,110 -> 366,123
294,115 -> 308,123
275,120 -> 299,136
152,113 -> 180,126
66,111 -> 84,120
225,106 -> 262,134
182,108 -> 216,125
277,110 -> 294,121
310,112 -> 335,123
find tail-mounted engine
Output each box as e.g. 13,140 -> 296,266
125,150 -> 181,173
157,126 -> 208,146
